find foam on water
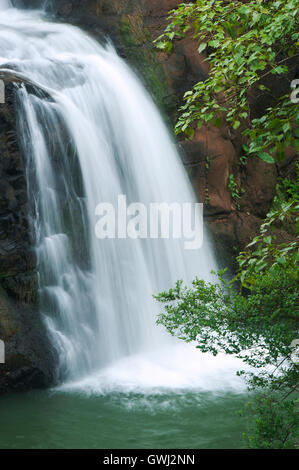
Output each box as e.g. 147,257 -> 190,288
58,344 -> 247,396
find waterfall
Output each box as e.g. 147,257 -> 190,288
0,5 -> 245,393
0,0 -> 11,9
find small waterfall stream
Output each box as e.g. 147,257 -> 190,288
0,2 -> 245,394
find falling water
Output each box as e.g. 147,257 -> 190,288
0,3 -> 246,393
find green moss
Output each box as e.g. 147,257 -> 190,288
118,17 -> 177,125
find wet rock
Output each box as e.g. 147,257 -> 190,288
0,84 -> 57,393
0,287 -> 57,393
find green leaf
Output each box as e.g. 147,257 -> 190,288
198,42 -> 207,53
232,120 -> 241,130
257,152 -> 275,164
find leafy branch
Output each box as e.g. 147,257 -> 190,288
155,0 -> 299,163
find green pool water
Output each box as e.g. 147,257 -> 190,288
0,389 -> 249,449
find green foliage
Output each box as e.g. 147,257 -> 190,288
237,201 -> 299,285
228,173 -> 242,209
154,203 -> 299,447
244,96 -> 299,164
277,160 -> 299,204
155,0 -> 299,163
242,395 -> 298,448
155,261 -> 298,377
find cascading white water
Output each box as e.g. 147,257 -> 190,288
0,3 -> 246,393
0,0 -> 10,9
